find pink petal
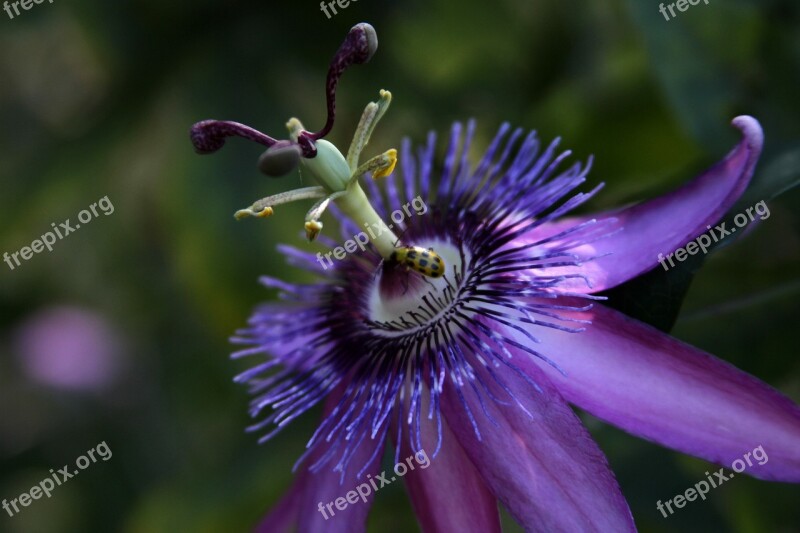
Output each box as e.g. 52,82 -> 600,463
440,353 -> 635,532
394,389 -> 501,533
520,116 -> 763,293
520,298 -> 800,481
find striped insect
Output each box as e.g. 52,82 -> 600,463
389,246 -> 445,278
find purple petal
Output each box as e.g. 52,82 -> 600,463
295,393 -> 385,533
254,474 -> 304,533
520,299 -> 800,481
394,391 -> 501,533
517,116 -> 763,293
254,387 -> 384,533
439,355 -> 635,532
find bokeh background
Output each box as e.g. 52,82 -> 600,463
1,0 -> 799,531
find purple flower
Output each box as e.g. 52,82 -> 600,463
192,24 -> 800,532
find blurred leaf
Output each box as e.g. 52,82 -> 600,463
737,144 -> 800,207
625,0 -> 758,153
679,280 -> 800,323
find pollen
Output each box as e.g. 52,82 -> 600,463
372,149 -> 398,180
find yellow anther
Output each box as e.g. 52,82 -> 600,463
305,220 -> 323,241
372,149 -> 397,179
234,206 -> 274,220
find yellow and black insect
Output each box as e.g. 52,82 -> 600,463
389,246 -> 445,278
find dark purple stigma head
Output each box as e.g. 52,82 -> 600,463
189,23 -> 378,176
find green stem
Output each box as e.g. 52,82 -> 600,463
336,184 -> 398,258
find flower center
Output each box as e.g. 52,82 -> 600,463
367,240 -> 471,336
189,23 -> 449,270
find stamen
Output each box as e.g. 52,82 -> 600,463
234,206 -> 274,220
307,23 -> 379,142
304,191 -> 347,241
304,220 -> 323,241
234,186 -> 326,220
351,149 -> 398,184
192,23 -> 412,261
347,102 -> 377,168
346,90 -> 392,170
190,120 -> 279,154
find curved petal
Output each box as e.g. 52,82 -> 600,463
520,299 -> 800,481
518,116 -> 763,293
295,446 -> 382,533
439,351 -> 635,532
393,388 -> 501,533
254,385 -> 385,533
295,396 -> 386,533
254,473 -> 304,533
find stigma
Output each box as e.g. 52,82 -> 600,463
189,23 -> 437,266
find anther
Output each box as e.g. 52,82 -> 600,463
304,220 -> 323,241
235,206 -> 274,220
234,187 -> 326,220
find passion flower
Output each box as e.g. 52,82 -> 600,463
191,23 -> 800,533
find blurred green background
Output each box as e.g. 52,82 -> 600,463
1,0 -> 798,531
